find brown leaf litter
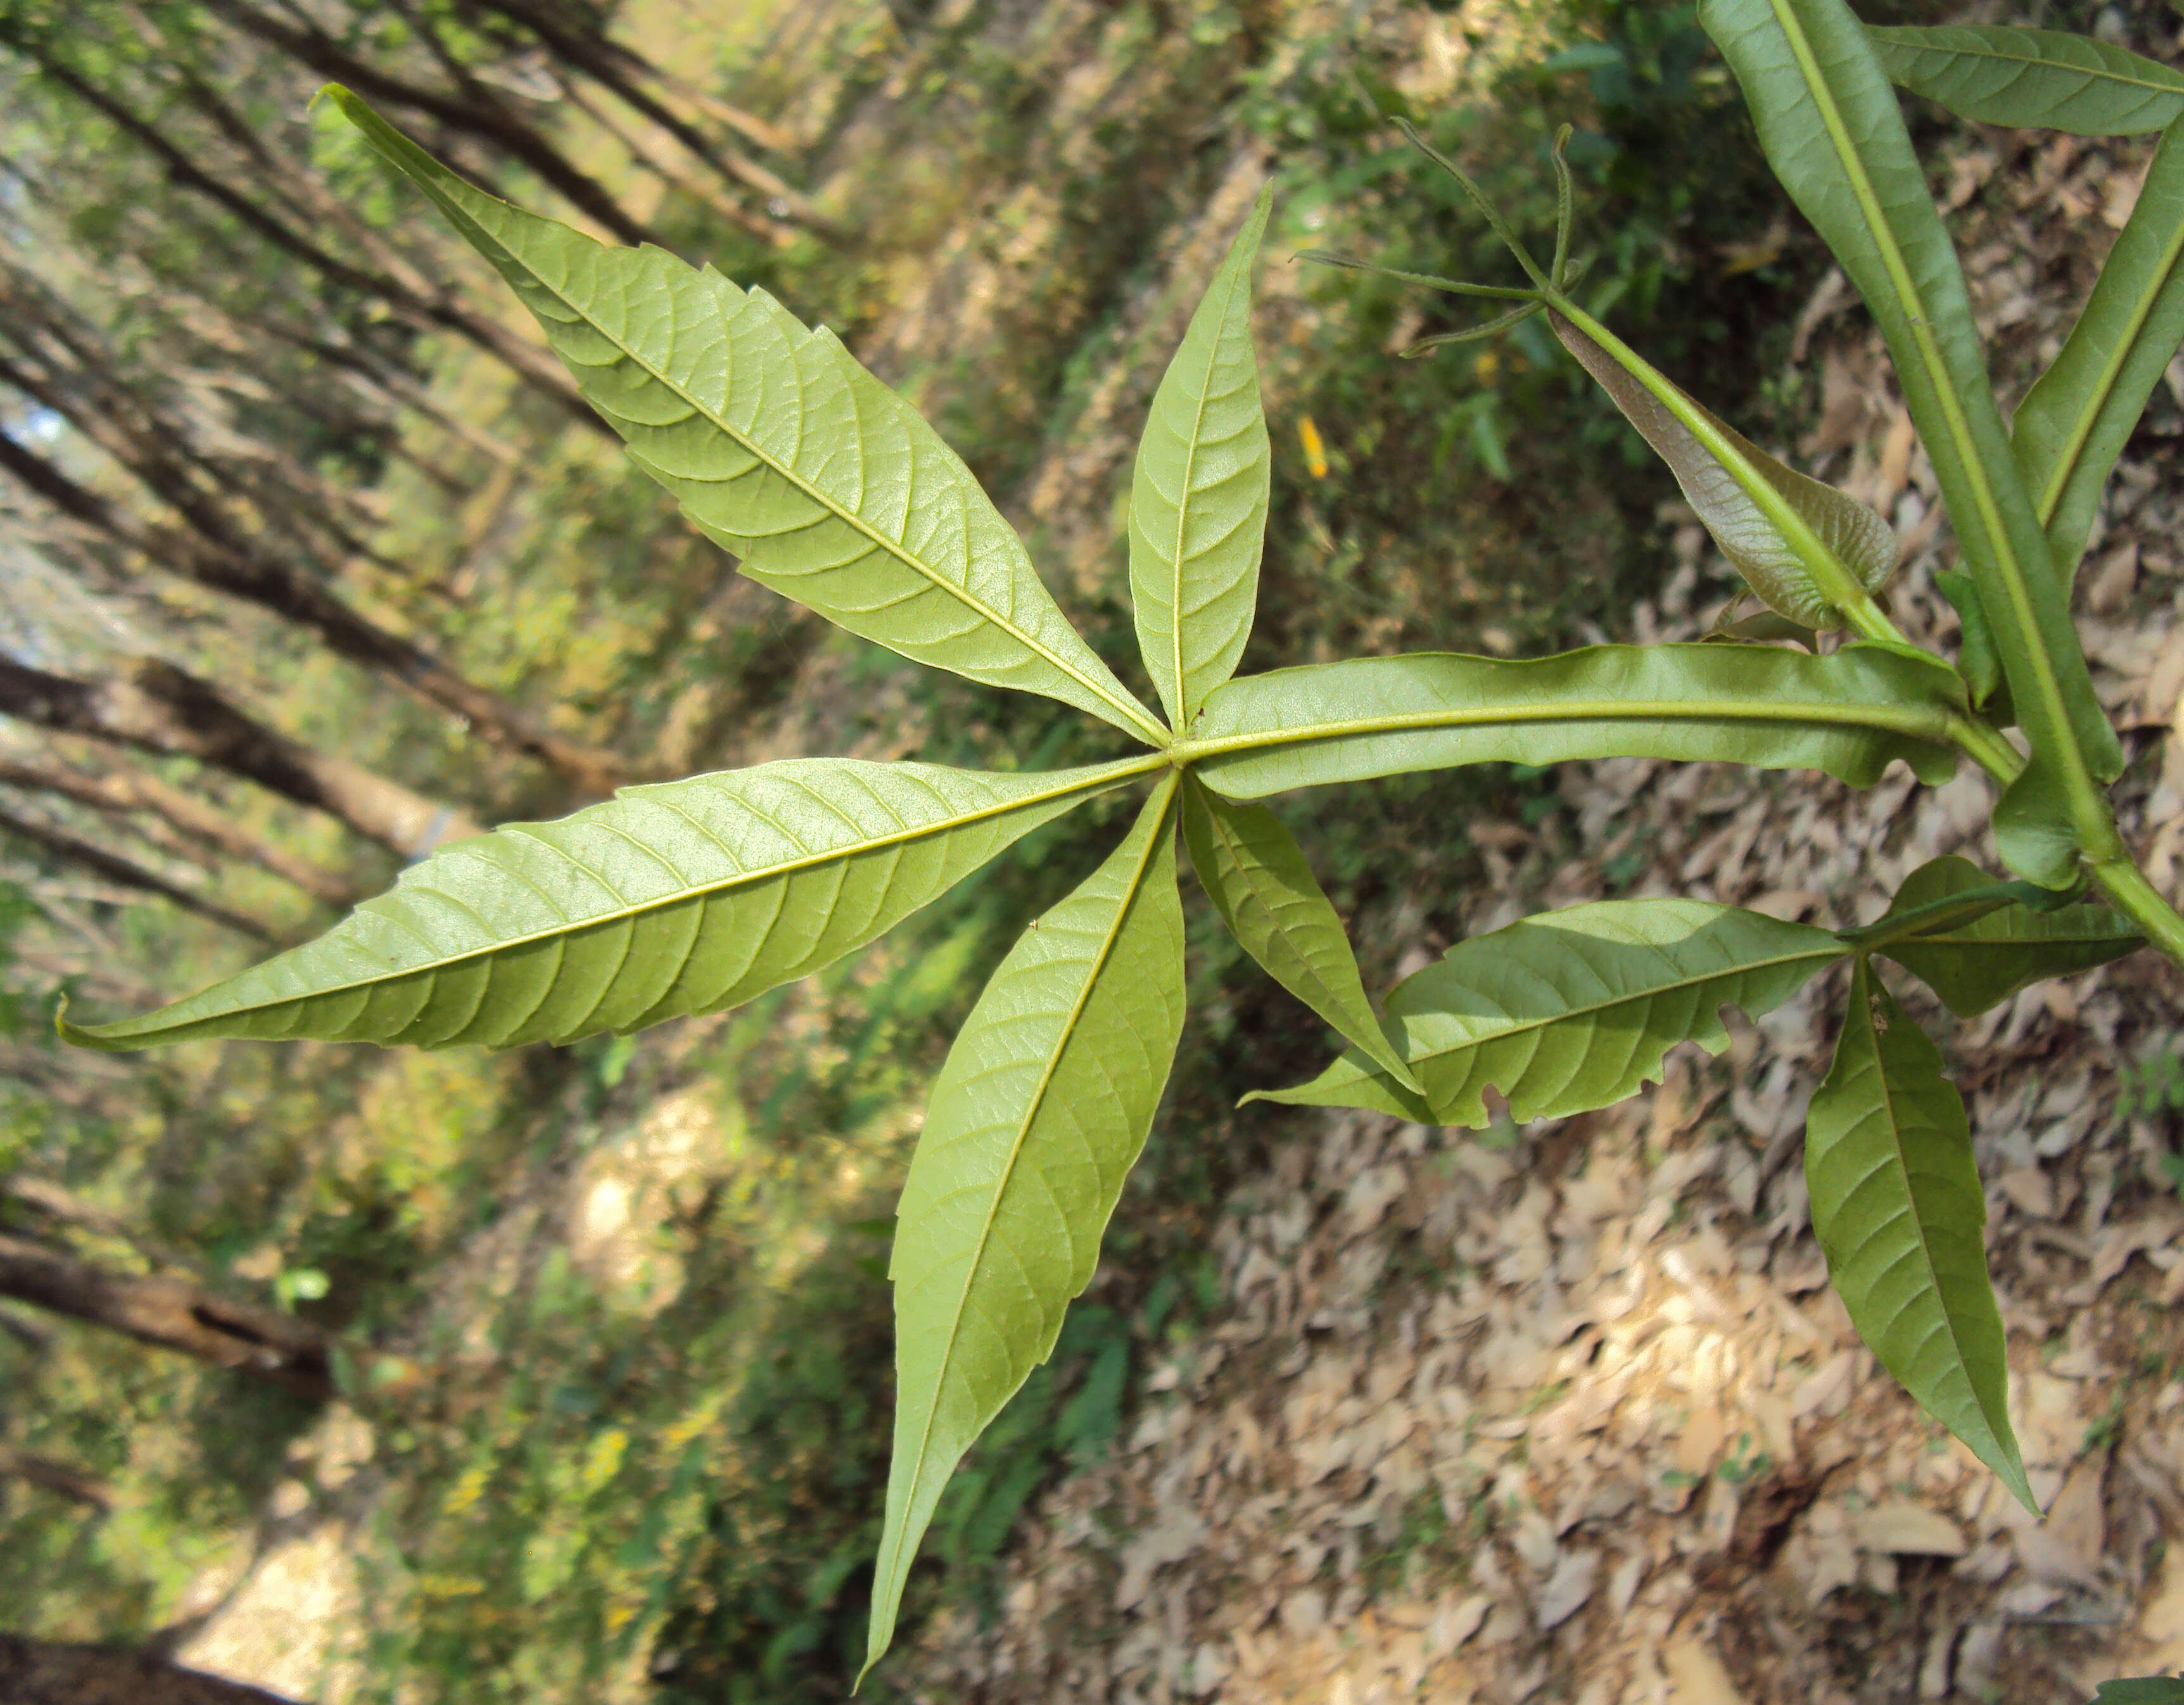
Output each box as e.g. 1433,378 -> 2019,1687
898,23 -> 2184,1705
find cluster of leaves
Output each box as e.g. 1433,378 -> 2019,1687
54,0 -> 2184,1682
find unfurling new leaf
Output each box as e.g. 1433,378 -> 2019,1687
1129,189 -> 1272,729
1868,855 -> 2142,1016
1254,899 -> 1846,1126
1701,0 -> 2123,889
867,776 -> 1186,1675
61,757 -> 1149,1051
1179,776 -> 1420,1092
1550,312 -> 1896,628
329,90 -> 1168,749
1869,23 -> 2184,135
1806,959 -> 2035,1509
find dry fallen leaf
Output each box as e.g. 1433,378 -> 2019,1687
1851,1500 -> 1967,1559
1667,1637 -> 1747,1705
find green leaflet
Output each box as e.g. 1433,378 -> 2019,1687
1550,310 -> 1896,628
59,756 -> 1155,1051
1186,642 -> 1964,800
1869,854 -> 2142,1016
329,90 -> 1168,749
1990,766 -> 2085,891
1179,775 -> 1420,1092
2088,1681 -> 2184,1705
2014,118 -> 2184,580
1806,958 -> 2035,1509
867,775 -> 1185,1676
1253,899 -> 1844,1125
1701,0 -> 2123,887
1933,570 -> 2008,714
1869,23 -> 2184,135
1129,189 -> 1271,729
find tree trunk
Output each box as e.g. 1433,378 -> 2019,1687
466,0 -> 798,152
204,0 -> 660,250
0,1310 -> 49,1354
0,433 -> 623,795
0,1635 -> 302,1704
0,754 -> 213,870
546,70 -> 793,246
160,284 -> 517,472
0,806 -> 274,942
11,47 -> 594,419
0,754 -> 362,906
120,60 -> 602,429
0,1445 -> 115,1512
465,0 -> 834,237
1,1175 -> 217,1283
0,1233 -> 333,1399
0,654 -> 479,859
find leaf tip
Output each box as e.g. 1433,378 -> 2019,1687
1990,1440 -> 2040,1516
317,82 -> 373,130
52,992 -> 118,1053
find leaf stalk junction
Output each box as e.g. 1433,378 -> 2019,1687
1307,117 -> 2184,963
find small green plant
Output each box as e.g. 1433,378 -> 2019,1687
2121,1041 -> 2184,1124
52,3 -> 2184,1678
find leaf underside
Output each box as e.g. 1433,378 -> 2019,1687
1255,899 -> 1845,1126
1191,642 -> 1964,801
2012,117 -> 2184,580
1869,23 -> 2184,135
1551,312 -> 1896,628
1933,570 -> 2007,713
62,758 -> 1142,1051
331,90 -> 1165,747
1876,855 -> 2142,1017
867,776 -> 1186,1675
1180,775 -> 1419,1091
1806,959 -> 2034,1510
1129,189 -> 1272,729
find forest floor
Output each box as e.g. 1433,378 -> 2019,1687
142,0 -> 2184,1702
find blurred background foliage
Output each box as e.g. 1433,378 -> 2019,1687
0,0 -> 1952,1696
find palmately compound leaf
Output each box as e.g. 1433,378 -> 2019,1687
329,90 -> 1168,749
1551,312 -> 1896,628
1130,189 -> 1272,729
59,756 -> 1155,1051
1806,959 -> 2036,1510
1869,23 -> 2184,135
1702,0 -> 2123,889
1870,855 -> 2142,1016
1188,642 -> 1964,801
2014,118 -> 2184,581
1254,899 -> 1846,1126
867,775 -> 1185,1676
1179,775 -> 1420,1092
